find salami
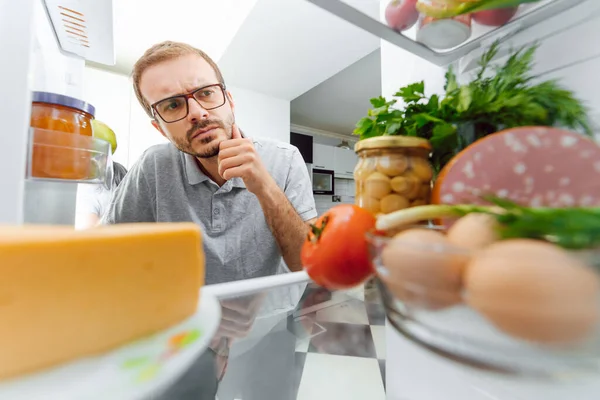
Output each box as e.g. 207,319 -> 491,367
432,127 -> 600,208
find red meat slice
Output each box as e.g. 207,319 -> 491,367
432,127 -> 600,208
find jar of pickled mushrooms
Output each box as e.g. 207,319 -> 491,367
354,136 -> 433,216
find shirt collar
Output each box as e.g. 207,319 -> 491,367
183,153 -> 246,189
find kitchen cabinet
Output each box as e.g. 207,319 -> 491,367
333,147 -> 358,179
313,143 -> 335,170
290,132 -> 313,163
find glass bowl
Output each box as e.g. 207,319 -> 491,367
366,228 -> 600,379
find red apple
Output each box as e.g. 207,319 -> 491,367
473,6 -> 518,27
385,0 -> 420,32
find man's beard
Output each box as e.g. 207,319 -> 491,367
173,119 -> 231,159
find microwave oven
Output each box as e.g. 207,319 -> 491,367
312,168 -> 335,195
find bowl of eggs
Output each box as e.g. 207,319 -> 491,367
367,212 -> 600,378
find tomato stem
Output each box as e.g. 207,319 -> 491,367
309,215 -> 329,243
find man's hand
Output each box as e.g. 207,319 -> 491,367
213,293 -> 265,340
219,123 -> 310,271
218,124 -> 276,195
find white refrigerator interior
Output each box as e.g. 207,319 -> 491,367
376,0 -> 600,399
2,0 -> 600,398
3,0 -> 116,225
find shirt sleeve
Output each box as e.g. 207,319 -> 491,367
76,184 -> 102,216
101,161 -> 156,224
284,148 -> 317,221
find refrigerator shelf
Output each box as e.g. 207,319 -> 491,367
26,128 -> 112,186
306,0 -> 591,66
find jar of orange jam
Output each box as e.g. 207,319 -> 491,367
30,92 -> 96,180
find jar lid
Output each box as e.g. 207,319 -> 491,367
32,91 -> 96,117
354,136 -> 432,152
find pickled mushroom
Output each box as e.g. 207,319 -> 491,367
391,175 -> 419,197
381,194 -> 410,214
357,194 -> 381,214
377,154 -> 409,176
364,172 -> 392,199
354,158 -> 377,181
410,157 -> 433,181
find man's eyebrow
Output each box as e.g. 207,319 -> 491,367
159,82 -> 215,99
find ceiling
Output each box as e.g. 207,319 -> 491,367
291,49 -> 381,135
93,0 -> 258,75
217,0 -> 380,100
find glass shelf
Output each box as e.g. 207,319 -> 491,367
306,0 -> 589,66
26,128 -> 112,186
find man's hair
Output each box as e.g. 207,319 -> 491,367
132,41 -> 225,118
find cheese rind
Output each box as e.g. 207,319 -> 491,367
0,223 -> 204,380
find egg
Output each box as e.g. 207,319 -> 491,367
356,194 -> 380,215
380,194 -> 409,214
377,154 -> 408,176
409,157 -> 433,181
447,213 -> 499,250
364,172 -> 392,199
465,239 -> 600,344
380,229 -> 469,310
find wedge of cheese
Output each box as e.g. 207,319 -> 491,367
0,223 -> 204,380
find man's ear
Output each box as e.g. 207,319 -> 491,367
226,90 -> 235,113
151,119 -> 168,139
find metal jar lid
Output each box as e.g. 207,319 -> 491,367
32,91 -> 96,117
354,135 -> 432,153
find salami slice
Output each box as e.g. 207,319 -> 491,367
432,127 -> 600,208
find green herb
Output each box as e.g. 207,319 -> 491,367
376,197 -> 600,250
417,0 -> 542,19
354,42 -> 592,175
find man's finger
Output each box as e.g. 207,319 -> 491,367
231,123 -> 242,139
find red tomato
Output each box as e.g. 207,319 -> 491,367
472,7 -> 518,26
385,0 -> 419,32
301,204 -> 376,289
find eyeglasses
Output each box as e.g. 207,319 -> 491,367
150,83 -> 226,123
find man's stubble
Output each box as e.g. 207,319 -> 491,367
173,115 -> 234,159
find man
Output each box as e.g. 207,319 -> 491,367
76,161 -> 127,229
103,41 -> 317,285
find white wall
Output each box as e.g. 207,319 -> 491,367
83,67 -> 133,167
127,88 -> 169,169
229,84 -> 291,143
82,69 -> 292,170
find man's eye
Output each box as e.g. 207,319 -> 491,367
161,100 -> 182,111
199,90 -> 214,97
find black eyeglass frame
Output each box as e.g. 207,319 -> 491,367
150,83 -> 227,123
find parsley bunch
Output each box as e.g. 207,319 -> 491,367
354,43 -> 592,176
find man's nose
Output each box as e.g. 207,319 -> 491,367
187,98 -> 209,123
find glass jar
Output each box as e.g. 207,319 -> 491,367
30,92 -> 96,180
354,136 -> 433,216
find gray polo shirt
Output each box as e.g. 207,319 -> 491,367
102,137 -> 317,285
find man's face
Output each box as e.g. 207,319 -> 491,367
140,54 -> 235,159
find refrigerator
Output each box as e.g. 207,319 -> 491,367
307,1 -> 600,399
2,0 -> 600,399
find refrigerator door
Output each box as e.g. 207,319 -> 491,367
23,181 -> 78,225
